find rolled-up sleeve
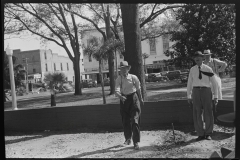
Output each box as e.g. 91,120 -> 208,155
115,76 -> 121,97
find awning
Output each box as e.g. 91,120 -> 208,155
82,70 -> 120,75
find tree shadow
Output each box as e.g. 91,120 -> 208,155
5,135 -> 47,145
65,145 -> 133,158
211,131 -> 235,141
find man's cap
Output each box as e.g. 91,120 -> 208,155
192,51 -> 204,58
203,49 -> 213,55
119,61 -> 131,68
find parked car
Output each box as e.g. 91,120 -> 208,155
148,73 -> 168,82
152,74 -> 169,82
147,73 -> 159,82
160,71 -> 169,76
82,79 -> 94,88
166,70 -> 181,80
103,78 -> 110,86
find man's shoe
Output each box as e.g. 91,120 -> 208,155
123,139 -> 131,145
134,143 -> 140,150
195,136 -> 205,141
205,135 -> 212,140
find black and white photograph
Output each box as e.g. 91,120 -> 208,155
3,2 -> 236,158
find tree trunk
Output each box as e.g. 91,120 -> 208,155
115,49 -> 118,79
121,4 -> 147,100
73,56 -> 82,95
105,5 -> 115,95
99,59 -> 106,104
144,58 -> 147,74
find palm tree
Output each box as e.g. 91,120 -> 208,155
83,36 -> 109,104
44,72 -> 66,106
103,37 -> 125,79
142,53 -> 149,74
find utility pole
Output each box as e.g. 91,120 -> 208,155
23,58 -> 29,94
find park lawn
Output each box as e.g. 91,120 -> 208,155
4,78 -> 235,111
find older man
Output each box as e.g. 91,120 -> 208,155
203,49 -> 227,100
187,51 -> 218,141
115,61 -> 144,150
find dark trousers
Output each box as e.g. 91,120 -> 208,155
120,93 -> 141,143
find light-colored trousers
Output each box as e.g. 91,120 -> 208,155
192,87 -> 214,136
211,75 -> 222,99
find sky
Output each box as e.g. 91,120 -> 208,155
4,34 -> 73,58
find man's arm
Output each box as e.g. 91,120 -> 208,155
187,68 -> 193,100
133,75 -> 144,103
214,59 -> 227,72
115,77 -> 122,98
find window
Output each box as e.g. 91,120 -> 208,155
89,55 -> 92,62
54,63 -> 56,71
61,63 -> 63,71
149,38 -> 156,55
66,77 -> 68,81
67,63 -> 69,71
44,52 -> 47,59
33,68 -> 36,73
45,63 -> 48,71
163,43 -> 169,52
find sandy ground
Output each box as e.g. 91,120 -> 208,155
5,125 -> 235,158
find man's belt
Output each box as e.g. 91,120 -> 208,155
122,92 -> 136,97
193,86 -> 210,89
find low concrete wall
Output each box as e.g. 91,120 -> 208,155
4,100 -> 234,132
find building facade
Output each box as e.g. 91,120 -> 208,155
13,49 -> 84,83
81,27 -> 175,81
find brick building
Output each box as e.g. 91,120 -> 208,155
13,49 -> 84,83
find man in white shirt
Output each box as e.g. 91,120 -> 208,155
115,61 -> 144,150
187,51 -> 218,141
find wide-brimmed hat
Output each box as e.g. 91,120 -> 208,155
203,49 -> 213,55
192,51 -> 204,58
119,61 -> 131,69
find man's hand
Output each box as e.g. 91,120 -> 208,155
120,96 -> 126,103
140,98 -> 144,106
188,98 -> 193,106
214,98 -> 218,106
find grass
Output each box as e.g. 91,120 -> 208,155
4,78 -> 235,111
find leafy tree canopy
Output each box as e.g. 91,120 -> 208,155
165,4 -> 235,67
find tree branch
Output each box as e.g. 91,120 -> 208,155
140,4 -> 184,28
14,16 -> 64,47
68,4 -> 80,56
87,4 -> 104,20
58,4 -> 76,50
13,4 -> 67,47
141,31 -> 172,41
63,5 -> 107,40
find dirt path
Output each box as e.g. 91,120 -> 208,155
5,125 -> 235,158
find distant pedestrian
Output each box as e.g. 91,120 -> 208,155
115,61 -> 144,150
187,51 -> 218,141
